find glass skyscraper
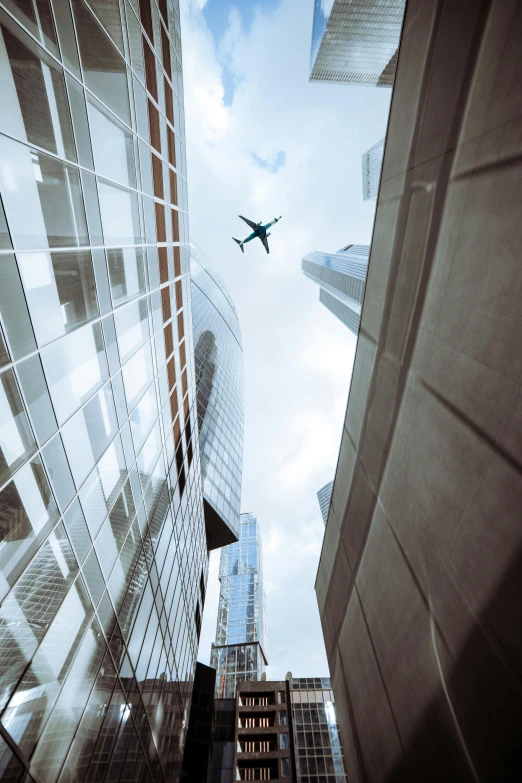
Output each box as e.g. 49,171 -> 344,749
211,513 -> 268,699
317,481 -> 333,526
289,677 -> 346,782
190,250 -> 244,550
309,0 -> 405,87
362,138 -> 384,201
302,244 -> 369,336
0,1 -> 219,781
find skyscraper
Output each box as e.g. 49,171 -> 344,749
289,677 -> 346,782
211,512 -> 268,698
0,1 -> 217,781
317,481 -> 333,525
190,250 -> 244,550
302,244 -> 369,335
309,0 -> 405,86
362,138 -> 384,201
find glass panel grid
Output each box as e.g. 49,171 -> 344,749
0,3 -> 203,783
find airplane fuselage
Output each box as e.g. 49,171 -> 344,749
241,217 -> 279,244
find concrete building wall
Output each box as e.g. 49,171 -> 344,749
316,0 -> 522,781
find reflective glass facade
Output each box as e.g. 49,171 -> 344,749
317,481 -> 333,526
309,0 -> 405,86
302,245 -> 369,336
0,1 -> 208,782
190,251 -> 244,549
289,678 -> 346,782
362,137 -> 384,201
211,513 -> 268,698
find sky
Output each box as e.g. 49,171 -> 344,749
180,0 -> 391,679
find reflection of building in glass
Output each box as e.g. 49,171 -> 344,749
302,245 -> 370,335
0,1 -> 215,781
191,250 -> 244,549
289,677 -> 347,782
362,138 -> 384,201
309,0 -> 405,86
317,481 -> 333,525
211,513 -> 268,698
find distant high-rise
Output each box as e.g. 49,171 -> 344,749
309,0 -> 405,86
317,481 -> 334,525
211,513 -> 268,698
302,244 -> 369,335
289,677 -> 347,782
190,251 -> 244,549
362,138 -> 384,201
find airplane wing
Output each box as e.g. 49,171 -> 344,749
239,215 -> 258,230
261,236 -> 270,254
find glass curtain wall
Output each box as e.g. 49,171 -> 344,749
289,678 -> 346,783
190,250 -> 244,544
0,1 -> 206,782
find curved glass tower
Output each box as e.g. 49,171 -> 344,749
211,512 -> 268,698
0,1 -> 211,781
190,250 -> 244,549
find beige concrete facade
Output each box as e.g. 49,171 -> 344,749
316,0 -> 522,780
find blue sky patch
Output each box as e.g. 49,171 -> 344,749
252,150 -> 286,174
203,0 -> 280,42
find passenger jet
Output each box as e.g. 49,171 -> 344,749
232,215 -> 282,254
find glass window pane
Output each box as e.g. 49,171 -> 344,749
80,170 -> 104,247
72,0 -> 130,125
1,575 -> 94,757
42,432 -> 76,512
0,136 -> 88,250
107,247 -> 147,305
97,179 -> 141,246
87,94 -> 136,188
61,384 -> 118,487
53,0 -> 81,78
87,0 -> 124,52
126,3 -> 144,81
2,0 -> 59,57
17,250 -> 98,346
78,435 -> 127,538
0,455 -> 59,604
82,548 -> 105,606
114,297 -> 149,364
0,19 -> 76,160
63,498 -> 91,564
41,320 -> 108,425
0,194 -> 11,249
0,734 -> 24,783
0,253 -> 37,361
121,342 -> 153,412
15,353 -> 57,446
95,479 -> 136,579
66,74 -> 94,168
0,367 -> 37,486
130,383 -> 158,454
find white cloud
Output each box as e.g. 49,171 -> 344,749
182,0 -> 391,678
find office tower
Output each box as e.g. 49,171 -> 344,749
211,512 -> 268,698
309,0 -> 405,86
317,481 -> 333,525
181,662 -> 216,783
362,138 -> 384,201
302,245 -> 369,336
316,1 -> 522,781
0,1 -> 217,781
288,677 -> 346,782
234,680 -> 296,781
190,250 -> 244,549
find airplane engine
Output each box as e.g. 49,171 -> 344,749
266,232 -> 271,237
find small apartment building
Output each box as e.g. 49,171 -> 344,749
234,680 -> 297,781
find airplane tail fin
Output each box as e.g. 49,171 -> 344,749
232,237 -> 244,253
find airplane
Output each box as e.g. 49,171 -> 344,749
232,215 -> 282,254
